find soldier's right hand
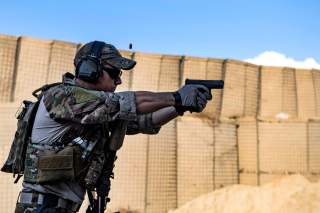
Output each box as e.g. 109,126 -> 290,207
176,84 -> 211,112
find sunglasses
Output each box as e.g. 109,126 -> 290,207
103,67 -> 122,80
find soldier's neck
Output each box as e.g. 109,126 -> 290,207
75,78 -> 98,90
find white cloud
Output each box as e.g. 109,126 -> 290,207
245,51 -> 320,69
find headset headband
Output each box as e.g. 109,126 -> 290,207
89,41 -> 105,59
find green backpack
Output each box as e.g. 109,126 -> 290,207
1,83 -> 60,183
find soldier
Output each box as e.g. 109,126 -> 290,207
14,41 -> 212,212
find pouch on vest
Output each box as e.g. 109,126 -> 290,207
1,83 -> 61,183
37,146 -> 75,183
1,100 -> 39,178
36,145 -> 88,183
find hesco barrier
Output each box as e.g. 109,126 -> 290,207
1,34 -> 320,213
238,118 -> 320,185
0,35 -> 17,102
177,117 -> 238,207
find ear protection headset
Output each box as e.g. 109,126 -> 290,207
76,41 -> 105,83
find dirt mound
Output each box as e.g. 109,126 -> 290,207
169,175 -> 320,213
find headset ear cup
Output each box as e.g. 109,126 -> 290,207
77,58 -> 101,82
75,41 -> 105,82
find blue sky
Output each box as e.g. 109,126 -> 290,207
0,0 -> 319,65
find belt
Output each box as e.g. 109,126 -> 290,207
19,191 -> 44,205
19,191 -> 81,212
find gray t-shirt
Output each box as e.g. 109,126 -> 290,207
23,98 -> 85,203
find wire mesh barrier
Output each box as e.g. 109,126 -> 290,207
238,119 -> 320,185
296,69 -> 318,118
313,70 -> 320,116
0,35 -> 18,102
221,60 -> 246,118
1,34 -> 320,213
109,134 -> 149,212
131,53 -> 162,91
46,40 -> 78,84
260,66 -> 284,118
13,37 -> 51,102
176,117 -> 215,206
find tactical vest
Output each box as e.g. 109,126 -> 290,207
22,116 -> 121,187
2,79 -> 126,210
1,83 -> 61,183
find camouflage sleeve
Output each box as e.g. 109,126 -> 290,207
43,85 -> 137,124
126,113 -> 161,135
81,91 -> 137,124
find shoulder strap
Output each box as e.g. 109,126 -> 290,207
32,82 -> 62,99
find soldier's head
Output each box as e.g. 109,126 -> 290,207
74,41 -> 136,92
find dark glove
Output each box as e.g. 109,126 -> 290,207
173,84 -> 212,115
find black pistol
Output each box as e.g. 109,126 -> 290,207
176,79 -> 224,113
185,79 -> 224,91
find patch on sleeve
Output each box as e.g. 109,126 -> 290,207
43,85 -> 107,122
72,87 -> 105,104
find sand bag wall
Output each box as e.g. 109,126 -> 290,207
236,66 -> 320,186
0,36 -> 78,103
238,119 -> 320,185
260,66 -> 299,119
259,66 -> 320,120
13,37 -> 52,101
176,117 -> 238,206
296,69 -> 318,118
46,40 -> 78,84
221,60 -> 260,118
0,35 -> 17,102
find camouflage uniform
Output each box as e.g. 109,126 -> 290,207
15,73 -> 161,213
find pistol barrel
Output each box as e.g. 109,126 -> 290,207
185,79 -> 224,89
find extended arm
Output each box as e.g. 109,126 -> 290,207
134,83 -> 212,116
126,85 -> 213,134
151,106 -> 178,127
134,84 -> 212,127
133,85 -> 213,128
135,91 -> 175,114
125,93 -> 179,135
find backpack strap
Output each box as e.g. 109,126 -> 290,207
32,82 -> 61,99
